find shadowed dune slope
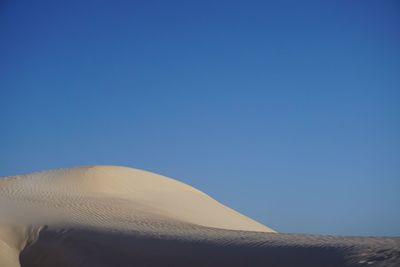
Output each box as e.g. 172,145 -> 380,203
1,166 -> 399,267
21,227 -> 400,267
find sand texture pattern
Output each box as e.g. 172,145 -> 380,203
1,166 -> 399,267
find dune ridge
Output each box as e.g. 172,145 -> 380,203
0,166 -> 273,232
1,166 -> 399,267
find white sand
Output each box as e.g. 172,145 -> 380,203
1,166 -> 399,267
0,165 -> 272,266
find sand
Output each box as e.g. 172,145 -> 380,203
0,165 -> 399,267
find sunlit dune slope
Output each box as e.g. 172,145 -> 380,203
1,166 -> 399,267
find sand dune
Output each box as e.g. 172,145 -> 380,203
0,166 -> 399,267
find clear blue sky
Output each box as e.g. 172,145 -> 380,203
1,1 -> 399,236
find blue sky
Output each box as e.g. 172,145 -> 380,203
1,0 -> 399,236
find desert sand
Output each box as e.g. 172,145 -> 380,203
0,165 -> 399,267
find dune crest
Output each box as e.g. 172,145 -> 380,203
0,165 -> 273,232
1,166 -> 399,267
0,165 -> 273,266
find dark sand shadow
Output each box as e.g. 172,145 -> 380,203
20,226 -> 400,267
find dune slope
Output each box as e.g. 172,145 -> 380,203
1,166 -> 399,267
